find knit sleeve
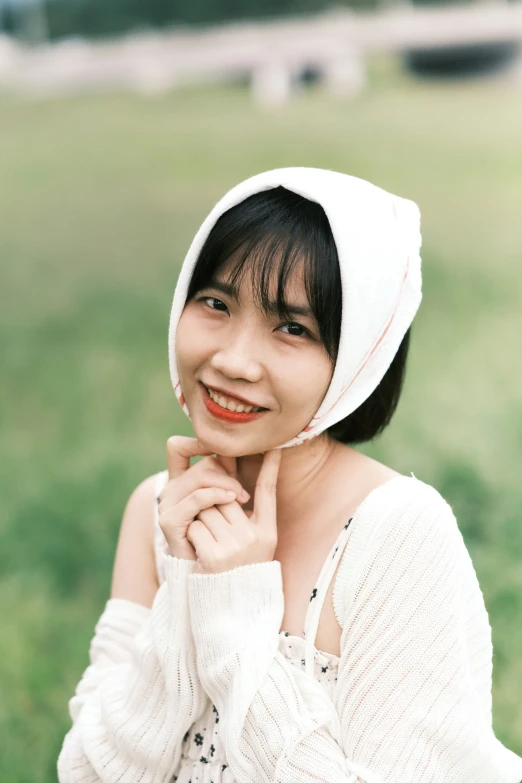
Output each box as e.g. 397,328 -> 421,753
57,553 -> 209,783
186,483 -> 522,783
329,482 -> 522,782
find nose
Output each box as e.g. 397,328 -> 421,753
209,326 -> 264,383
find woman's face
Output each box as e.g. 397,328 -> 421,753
175,255 -> 335,456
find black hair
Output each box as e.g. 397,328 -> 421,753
184,186 -> 411,445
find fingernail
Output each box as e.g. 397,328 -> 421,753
241,490 -> 250,501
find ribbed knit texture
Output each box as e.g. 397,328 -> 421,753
57,556 -> 208,783
58,472 -> 522,783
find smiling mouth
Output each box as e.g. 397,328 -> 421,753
205,384 -> 266,412
199,382 -> 268,423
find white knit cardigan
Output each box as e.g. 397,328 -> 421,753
57,474 -> 522,783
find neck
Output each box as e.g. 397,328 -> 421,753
236,435 -> 353,532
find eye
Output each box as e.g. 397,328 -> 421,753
199,296 -> 228,312
279,322 -> 310,338
197,296 -> 311,338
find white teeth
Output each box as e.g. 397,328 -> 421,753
207,387 -> 260,413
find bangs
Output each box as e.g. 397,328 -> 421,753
184,186 -> 342,361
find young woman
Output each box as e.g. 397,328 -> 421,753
58,168 -> 522,783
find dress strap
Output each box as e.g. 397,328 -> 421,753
302,517 -> 354,678
153,469 -> 169,585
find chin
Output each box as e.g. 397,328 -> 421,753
191,428 -> 242,456
192,427 -> 269,458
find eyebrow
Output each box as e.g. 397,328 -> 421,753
203,278 -> 314,319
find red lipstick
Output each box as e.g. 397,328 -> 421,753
200,382 -> 268,424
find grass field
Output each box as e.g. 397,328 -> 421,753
1,56 -> 522,780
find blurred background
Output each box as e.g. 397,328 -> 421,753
1,0 -> 522,780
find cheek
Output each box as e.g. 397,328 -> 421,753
175,309 -> 201,370
310,363 -> 333,408
285,351 -> 333,411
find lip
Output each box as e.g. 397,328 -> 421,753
201,382 -> 268,410
199,382 -> 269,423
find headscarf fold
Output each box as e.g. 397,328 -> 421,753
168,167 -> 422,448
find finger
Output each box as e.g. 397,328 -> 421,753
196,504 -> 233,539
253,449 -> 282,530
197,505 -> 226,526
167,435 -> 214,480
199,455 -> 229,475
213,499 -> 246,527
214,453 -> 238,479
197,455 -> 244,487
196,456 -> 249,501
175,486 -> 238,522
186,519 -> 214,558
165,468 -> 250,507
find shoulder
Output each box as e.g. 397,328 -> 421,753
333,474 -> 463,622
361,473 -> 459,544
110,470 -> 168,605
126,472 -> 161,509
121,470 -> 169,528
118,469 -> 169,560
332,448 -> 457,540
123,469 -> 169,510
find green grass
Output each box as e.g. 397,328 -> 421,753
2,57 -> 522,780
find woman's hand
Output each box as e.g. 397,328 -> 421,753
159,436 -> 251,560
186,449 -> 282,574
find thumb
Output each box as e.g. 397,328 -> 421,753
166,435 -> 214,480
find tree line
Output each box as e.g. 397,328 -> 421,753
1,0 -> 382,43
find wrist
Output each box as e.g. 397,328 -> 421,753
168,544 -> 197,561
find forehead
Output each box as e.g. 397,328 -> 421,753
217,250 -> 308,302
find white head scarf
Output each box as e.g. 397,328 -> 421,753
168,167 -> 422,449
